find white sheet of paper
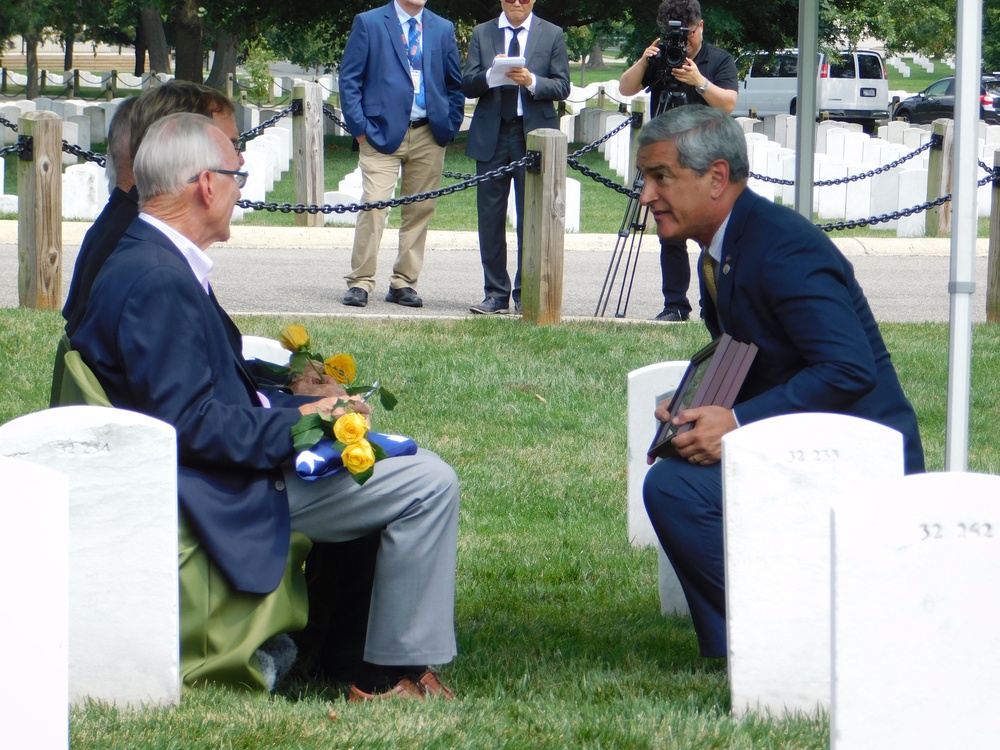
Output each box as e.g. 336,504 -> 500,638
488,56 -> 527,87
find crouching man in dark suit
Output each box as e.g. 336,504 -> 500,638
463,0 -> 570,315
638,106 -> 925,658
73,112 -> 461,701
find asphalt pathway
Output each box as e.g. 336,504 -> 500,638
0,222 -> 990,324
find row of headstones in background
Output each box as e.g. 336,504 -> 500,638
734,114 -> 1000,236
0,406 -> 181,714
0,68 -> 170,91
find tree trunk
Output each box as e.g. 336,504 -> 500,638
139,6 -> 171,75
172,0 -> 204,83
62,30 -> 74,71
588,42 -> 605,69
205,28 -> 238,92
26,36 -> 40,100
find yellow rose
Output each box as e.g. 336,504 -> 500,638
342,439 -> 376,475
324,353 -> 357,384
279,324 -> 310,352
334,411 -> 369,445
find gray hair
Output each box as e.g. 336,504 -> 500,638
638,105 -> 749,183
105,96 -> 138,191
133,112 -> 228,204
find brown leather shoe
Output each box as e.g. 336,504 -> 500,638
415,669 -> 456,700
347,676 -> 424,702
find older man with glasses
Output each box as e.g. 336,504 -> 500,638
72,112 -> 463,701
463,0 -> 570,315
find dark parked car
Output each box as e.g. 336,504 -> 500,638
891,76 -> 1000,124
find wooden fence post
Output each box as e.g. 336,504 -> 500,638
292,80 -> 324,228
522,128 -> 567,325
17,111 -> 63,310
926,118 -> 951,237
987,148 -> 1000,322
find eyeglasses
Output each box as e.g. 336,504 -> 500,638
501,0 -> 531,4
187,168 -> 249,189
231,138 -> 246,154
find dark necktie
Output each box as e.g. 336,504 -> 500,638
500,27 -> 522,122
405,18 -> 425,109
700,250 -> 719,305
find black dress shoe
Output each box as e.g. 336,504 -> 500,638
385,286 -> 423,308
653,308 -> 690,322
343,287 -> 369,307
470,297 -> 509,315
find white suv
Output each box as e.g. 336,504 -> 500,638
736,49 -> 890,132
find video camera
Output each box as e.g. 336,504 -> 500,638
656,20 -> 690,71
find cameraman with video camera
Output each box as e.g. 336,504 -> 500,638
619,0 -> 738,322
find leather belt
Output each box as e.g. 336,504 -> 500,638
409,117 -> 429,129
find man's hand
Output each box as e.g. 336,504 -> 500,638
297,395 -> 373,422
505,66 -> 532,87
288,365 -> 349,398
668,405 -> 737,466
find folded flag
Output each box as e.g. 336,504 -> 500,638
294,432 -> 418,481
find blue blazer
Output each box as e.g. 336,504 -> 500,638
462,16 -> 570,162
72,219 -> 311,594
705,189 -> 925,473
339,2 -> 465,153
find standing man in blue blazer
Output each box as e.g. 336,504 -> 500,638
463,0 -> 570,315
637,106 -> 925,659
339,0 -> 466,310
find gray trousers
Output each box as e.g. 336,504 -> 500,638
283,449 -> 459,666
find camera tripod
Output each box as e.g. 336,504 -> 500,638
594,82 -> 687,318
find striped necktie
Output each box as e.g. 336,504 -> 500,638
405,18 -> 425,109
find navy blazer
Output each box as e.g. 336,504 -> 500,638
72,219 -> 310,594
339,2 -> 465,153
704,189 -> 925,473
462,16 -> 570,163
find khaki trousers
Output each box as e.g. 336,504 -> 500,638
345,125 -> 447,293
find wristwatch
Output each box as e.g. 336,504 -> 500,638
696,79 -> 710,95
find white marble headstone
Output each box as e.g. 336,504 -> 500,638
0,457 -> 68,750
0,406 -> 180,706
626,361 -> 691,616
831,472 -> 1000,749
723,413 -> 904,717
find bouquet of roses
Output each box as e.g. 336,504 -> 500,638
279,324 -> 406,485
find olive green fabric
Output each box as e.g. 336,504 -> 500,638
179,522 -> 311,691
53,338 -> 310,692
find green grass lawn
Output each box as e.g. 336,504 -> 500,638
3,309 -> 1000,748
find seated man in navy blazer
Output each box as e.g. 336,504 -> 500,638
73,113 -> 461,701
462,0 -> 570,315
637,106 -> 925,659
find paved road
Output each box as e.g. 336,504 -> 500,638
0,222 -> 990,324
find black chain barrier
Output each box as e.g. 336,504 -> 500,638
61,140 -> 106,167
750,137 -> 938,187
0,141 -> 26,157
236,152 -> 537,215
238,106 -> 292,148
321,105 -> 351,134
1,114 -> 18,133
566,113 -> 639,198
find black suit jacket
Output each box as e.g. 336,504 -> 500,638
462,15 -> 570,162
73,218 -> 312,594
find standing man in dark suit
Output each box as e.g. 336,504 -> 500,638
73,113 -> 461,701
620,0 -> 738,322
339,0 -> 466,309
463,0 -> 570,315
637,106 -> 924,658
